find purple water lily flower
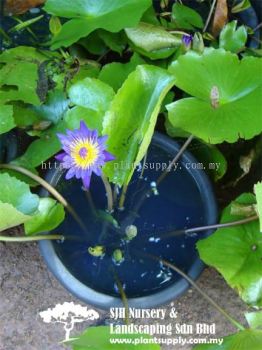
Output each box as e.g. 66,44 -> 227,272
182,34 -> 193,48
55,121 -> 115,188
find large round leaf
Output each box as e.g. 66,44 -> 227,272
197,193 -> 262,307
194,329 -> 262,350
0,173 -> 39,231
67,326 -> 161,350
167,49 -> 262,143
24,198 -> 65,235
254,182 -> 262,232
68,77 -> 115,113
44,0 -> 151,49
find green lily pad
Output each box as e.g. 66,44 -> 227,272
171,3 -> 204,30
14,121 -> 66,168
0,201 -> 31,232
0,104 -> 14,135
67,326 -> 161,350
0,173 -> 39,231
125,22 -> 181,60
65,107 -> 104,134
245,311 -> 262,329
254,182 -> 262,232
65,77 -> 116,133
0,47 -> 50,106
44,0 -> 151,49
219,21 -> 247,53
197,193 -> 262,307
98,30 -> 127,55
33,90 -> 69,125
103,65 -> 175,186
193,329 -> 262,350
99,53 -> 145,92
167,49 -> 262,144
68,77 -> 115,113
24,198 -> 65,235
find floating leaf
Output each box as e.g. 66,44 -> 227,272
44,0 -> 151,49
103,65 -> 175,186
211,0 -> 228,37
194,329 -> 262,350
68,77 -> 115,113
12,103 -> 40,128
65,107 -> 104,134
14,121 -> 66,168
167,49 -> 262,144
232,0 -> 251,13
0,47 -> 52,106
0,104 -> 14,135
64,77 -> 115,133
254,182 -> 262,233
33,90 -> 69,124
125,22 -> 181,60
67,326 -> 161,350
0,173 -> 39,231
98,53 -> 145,92
190,140 -> 227,181
197,193 -> 262,307
24,198 -> 65,235
219,21 -> 247,53
171,3 -> 204,30
245,311 -> 262,329
98,30 -> 127,55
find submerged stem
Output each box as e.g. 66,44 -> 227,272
0,164 -> 86,232
119,184 -> 128,210
0,235 -> 63,242
113,271 -> 129,325
157,215 -> 259,240
101,172 -> 114,213
156,135 -> 194,185
84,190 -> 97,217
140,252 -> 245,332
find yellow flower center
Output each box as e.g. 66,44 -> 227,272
71,139 -> 99,169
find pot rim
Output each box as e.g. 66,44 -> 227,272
39,132 -> 217,309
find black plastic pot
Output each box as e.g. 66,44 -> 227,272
39,133 -> 217,309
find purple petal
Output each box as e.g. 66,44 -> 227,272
93,167 -> 102,176
103,150 -> 115,162
55,152 -> 67,162
98,135 -> 108,145
82,172 -> 91,188
182,34 -> 193,47
90,130 -> 98,139
65,168 -> 76,180
79,120 -> 91,137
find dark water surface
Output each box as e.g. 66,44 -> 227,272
53,143 -> 206,298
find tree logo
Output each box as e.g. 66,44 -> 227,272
39,302 -> 100,341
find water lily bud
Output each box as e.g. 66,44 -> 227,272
192,32 -> 205,54
88,246 -> 105,257
125,225 -> 138,240
182,34 -> 193,51
112,249 -> 124,264
49,16 -> 62,36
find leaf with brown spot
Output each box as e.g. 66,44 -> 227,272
211,0 -> 228,37
4,0 -> 46,15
